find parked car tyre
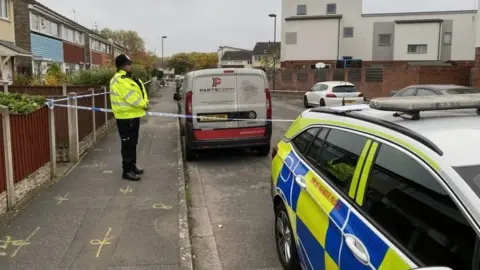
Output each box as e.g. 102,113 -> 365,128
275,202 -> 301,270
184,137 -> 196,161
303,96 -> 310,108
319,98 -> 326,107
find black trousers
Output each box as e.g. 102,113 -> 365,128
116,118 -> 140,173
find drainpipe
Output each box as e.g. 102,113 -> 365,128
437,21 -> 443,61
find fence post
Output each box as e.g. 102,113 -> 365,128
62,84 -> 67,96
91,88 -> 96,144
67,92 -> 79,163
103,86 -> 108,129
0,105 -> 15,208
150,77 -> 157,94
2,81 -> 8,93
48,106 -> 57,178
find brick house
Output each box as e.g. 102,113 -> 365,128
0,0 -> 32,83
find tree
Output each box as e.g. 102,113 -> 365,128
260,48 -> 280,70
94,28 -> 146,54
167,53 -> 195,74
189,52 -> 218,70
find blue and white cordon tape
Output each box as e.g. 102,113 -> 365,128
45,93 -> 295,123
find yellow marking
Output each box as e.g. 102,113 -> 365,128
378,248 -> 412,270
356,142 -> 379,206
349,140 -> 372,199
153,203 -> 172,210
286,205 -> 297,240
90,227 -> 114,258
271,156 -> 283,187
283,118 -> 440,171
8,226 -> 40,258
325,252 -> 339,270
54,193 -> 70,205
276,141 -> 292,160
296,190 -> 329,247
119,186 -> 133,195
304,171 -> 336,215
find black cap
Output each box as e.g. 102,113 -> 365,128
115,54 -> 133,69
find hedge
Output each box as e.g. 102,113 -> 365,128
67,65 -> 151,86
0,92 -> 46,114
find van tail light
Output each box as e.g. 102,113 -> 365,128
272,146 -> 278,159
224,70 -> 234,74
266,88 -> 272,119
325,93 -> 337,98
186,91 -> 193,122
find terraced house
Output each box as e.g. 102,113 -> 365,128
0,0 -> 31,83
12,0 -> 125,75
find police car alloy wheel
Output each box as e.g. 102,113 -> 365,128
274,203 -> 300,269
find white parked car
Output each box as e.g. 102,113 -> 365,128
303,81 -> 365,108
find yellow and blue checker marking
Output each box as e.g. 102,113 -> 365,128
272,145 -> 413,270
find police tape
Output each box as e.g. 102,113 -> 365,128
49,103 -> 296,122
49,91 -> 111,103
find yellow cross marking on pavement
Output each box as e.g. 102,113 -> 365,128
54,193 -> 70,205
0,227 -> 40,258
90,227 -> 114,258
153,203 -> 172,210
119,186 -> 132,195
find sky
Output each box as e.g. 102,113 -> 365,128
37,0 -> 477,57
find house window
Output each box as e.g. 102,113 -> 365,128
443,32 -> 452,45
408,44 -> 428,54
285,32 -> 297,45
343,27 -> 354,38
326,3 -> 336,14
39,17 -> 50,34
30,13 -> 39,30
247,60 -> 252,64
378,34 -> 391,46
50,22 -> 58,37
79,33 -> 84,45
297,5 -> 307,15
0,0 -> 9,19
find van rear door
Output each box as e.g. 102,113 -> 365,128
192,70 -> 239,130
236,70 -> 267,129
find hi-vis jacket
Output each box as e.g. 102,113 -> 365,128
110,70 -> 149,119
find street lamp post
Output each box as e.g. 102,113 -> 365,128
162,36 -> 167,70
268,14 -> 277,91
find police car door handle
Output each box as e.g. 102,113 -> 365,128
345,234 -> 370,265
294,175 -> 306,190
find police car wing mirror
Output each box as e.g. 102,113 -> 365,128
410,266 -> 453,270
294,175 -> 306,189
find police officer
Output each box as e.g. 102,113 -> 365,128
110,54 -> 149,181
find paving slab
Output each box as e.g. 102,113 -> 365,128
0,86 -> 184,270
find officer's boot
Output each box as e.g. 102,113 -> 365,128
134,165 -> 144,175
123,171 -> 141,181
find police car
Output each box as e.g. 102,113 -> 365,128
270,95 -> 480,270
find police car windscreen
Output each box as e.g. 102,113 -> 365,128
443,88 -> 480,95
332,85 -> 357,93
453,165 -> 480,198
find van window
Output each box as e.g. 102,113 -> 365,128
362,143 -> 477,269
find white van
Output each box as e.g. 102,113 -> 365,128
174,68 -> 273,161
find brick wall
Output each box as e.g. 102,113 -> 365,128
91,51 -> 102,65
270,65 -> 472,98
13,0 -> 33,75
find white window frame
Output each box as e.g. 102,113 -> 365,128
0,0 -> 9,19
343,27 -> 354,38
408,44 -> 428,54
50,22 -> 59,37
30,13 -> 39,30
443,32 -> 452,45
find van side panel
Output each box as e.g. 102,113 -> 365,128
236,72 -> 268,128
191,72 -> 239,130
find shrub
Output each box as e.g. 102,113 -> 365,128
0,92 -> 46,114
67,67 -> 116,86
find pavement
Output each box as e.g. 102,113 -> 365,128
187,96 -> 303,270
0,86 -> 188,270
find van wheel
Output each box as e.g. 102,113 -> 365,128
275,202 -> 301,270
255,145 -> 270,156
180,123 -> 185,136
319,98 -> 326,107
303,96 -> 310,108
184,137 -> 196,161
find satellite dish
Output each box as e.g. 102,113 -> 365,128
315,62 -> 326,69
